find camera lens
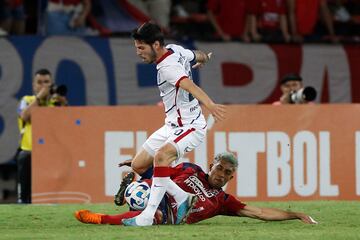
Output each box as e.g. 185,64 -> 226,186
50,84 -> 67,96
302,86 -> 317,102
290,86 -> 317,104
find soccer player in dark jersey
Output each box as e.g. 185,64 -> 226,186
75,152 -> 317,225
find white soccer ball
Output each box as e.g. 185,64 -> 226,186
124,181 -> 150,210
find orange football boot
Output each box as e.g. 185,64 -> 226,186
74,210 -> 104,224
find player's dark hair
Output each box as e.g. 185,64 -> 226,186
35,68 -> 52,76
214,152 -> 238,168
281,73 -> 302,85
131,22 -> 165,46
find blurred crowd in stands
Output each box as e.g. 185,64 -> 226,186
0,0 -> 359,43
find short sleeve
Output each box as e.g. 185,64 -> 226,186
159,65 -> 188,86
167,44 -> 195,63
222,194 -> 246,216
183,49 -> 195,63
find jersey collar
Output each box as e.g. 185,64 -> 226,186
156,49 -> 174,64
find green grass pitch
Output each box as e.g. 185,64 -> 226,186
1,201 -> 359,240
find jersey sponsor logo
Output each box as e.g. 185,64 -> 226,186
184,176 -> 220,201
189,104 -> 199,112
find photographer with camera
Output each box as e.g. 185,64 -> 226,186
16,69 -> 67,203
273,73 -> 317,105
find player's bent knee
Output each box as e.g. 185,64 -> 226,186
154,144 -> 177,166
130,149 -> 154,174
131,162 -> 148,175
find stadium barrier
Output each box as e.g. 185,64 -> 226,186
32,105 -> 360,203
1,39 -> 360,166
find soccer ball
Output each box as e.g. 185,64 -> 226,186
124,181 -> 150,210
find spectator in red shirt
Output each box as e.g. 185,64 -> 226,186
207,0 -> 249,41
287,0 -> 338,43
245,0 -> 291,42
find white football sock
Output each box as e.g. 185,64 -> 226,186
166,179 -> 188,204
135,176 -> 169,226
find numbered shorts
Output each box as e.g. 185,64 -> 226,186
143,124 -> 207,160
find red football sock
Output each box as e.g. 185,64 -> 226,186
101,211 -> 141,225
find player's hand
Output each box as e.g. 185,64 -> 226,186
208,103 -> 226,122
192,52 -> 212,69
118,159 -> 132,168
298,214 -> 318,224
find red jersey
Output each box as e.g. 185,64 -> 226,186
169,163 -> 246,224
246,0 -> 287,29
296,0 -> 321,35
207,0 -> 246,37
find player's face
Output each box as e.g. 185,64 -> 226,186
208,160 -> 236,189
134,40 -> 157,64
33,74 -> 52,94
280,80 -> 302,94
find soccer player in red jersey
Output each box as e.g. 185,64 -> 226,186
75,152 -> 317,225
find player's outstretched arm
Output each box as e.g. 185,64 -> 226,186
192,51 -> 212,69
237,205 -> 318,224
179,78 -> 226,122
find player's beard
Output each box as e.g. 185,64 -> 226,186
148,45 -> 157,63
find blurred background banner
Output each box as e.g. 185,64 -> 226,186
1,37 -> 360,164
32,105 -> 360,203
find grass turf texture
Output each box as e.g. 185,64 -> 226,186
1,201 -> 359,240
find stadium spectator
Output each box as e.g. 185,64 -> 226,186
245,0 -> 291,43
328,0 -> 360,41
16,69 -> 68,203
287,0 -> 339,43
123,0 -> 172,32
330,0 -> 351,23
46,0 -> 91,35
75,152 -> 318,225
207,0 -> 249,42
0,0 -> 25,35
273,73 -> 317,105
170,0 -> 213,40
117,22 -> 225,226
